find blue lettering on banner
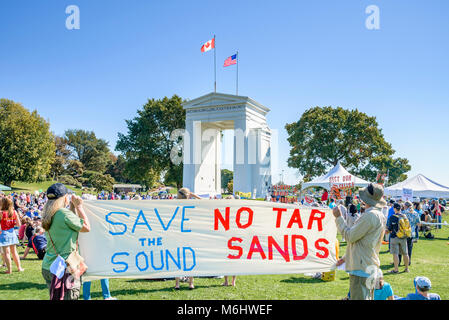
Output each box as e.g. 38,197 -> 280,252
183,247 -> 196,271
181,206 -> 194,233
154,207 -> 179,231
110,247 -> 197,274
105,206 -> 199,275
166,247 -> 181,270
111,252 -> 129,273
132,210 -> 152,233
150,250 -> 164,270
136,251 -> 149,271
106,212 -> 129,235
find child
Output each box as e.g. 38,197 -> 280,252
21,219 -> 36,259
30,227 -> 47,260
18,217 -> 30,246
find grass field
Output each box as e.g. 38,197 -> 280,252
0,213 -> 447,300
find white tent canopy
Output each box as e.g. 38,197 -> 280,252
384,174 -> 449,199
301,162 -> 370,191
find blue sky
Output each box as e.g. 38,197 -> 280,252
1,0 -> 448,186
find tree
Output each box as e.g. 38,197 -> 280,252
82,170 -> 115,192
116,95 -> 186,189
65,129 -> 112,173
285,106 -> 410,185
221,169 -> 233,192
65,159 -> 84,179
106,154 -> 129,183
50,135 -> 71,179
227,180 -> 234,195
0,99 -> 55,186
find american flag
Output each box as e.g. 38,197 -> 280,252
223,54 -> 237,67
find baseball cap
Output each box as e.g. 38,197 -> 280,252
46,183 -> 68,200
393,203 -> 401,211
415,276 -> 431,290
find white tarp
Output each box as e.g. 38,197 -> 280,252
384,174 -> 449,199
79,200 -> 338,281
301,162 -> 370,191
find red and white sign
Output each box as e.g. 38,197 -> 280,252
201,38 -> 215,52
80,200 -> 338,281
305,196 -> 314,204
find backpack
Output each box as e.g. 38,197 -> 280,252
395,214 -> 412,239
425,232 -> 434,239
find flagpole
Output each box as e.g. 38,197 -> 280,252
214,34 -> 216,93
236,51 -> 239,95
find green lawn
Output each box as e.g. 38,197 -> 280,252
1,213 -> 448,300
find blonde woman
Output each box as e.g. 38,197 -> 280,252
0,197 -> 24,274
174,188 -> 200,290
41,183 -> 91,300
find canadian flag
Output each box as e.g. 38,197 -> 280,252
201,38 -> 215,52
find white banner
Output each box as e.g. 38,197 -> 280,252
402,188 -> 414,202
79,200 -> 338,281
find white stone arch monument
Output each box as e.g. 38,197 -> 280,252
182,92 -> 272,198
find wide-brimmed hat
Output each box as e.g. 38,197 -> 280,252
359,183 -> 387,207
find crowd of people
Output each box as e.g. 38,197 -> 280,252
330,183 -> 443,300
0,182 -> 446,300
92,190 -> 175,200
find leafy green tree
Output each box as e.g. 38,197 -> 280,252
0,99 -> 55,186
106,154 -> 130,183
50,135 -> 71,179
164,165 -> 183,188
116,95 -> 185,189
65,129 -> 112,173
59,175 -> 82,188
285,106 -> 410,184
82,170 -> 115,192
64,160 -> 84,179
221,169 -> 233,192
227,180 -> 234,195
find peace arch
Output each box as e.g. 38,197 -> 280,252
182,92 -> 272,198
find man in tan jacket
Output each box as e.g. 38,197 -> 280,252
333,183 -> 387,300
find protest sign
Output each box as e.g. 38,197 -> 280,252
402,188 -> 413,202
79,200 -> 338,281
329,174 -> 354,200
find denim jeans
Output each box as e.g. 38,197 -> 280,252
83,279 -> 111,300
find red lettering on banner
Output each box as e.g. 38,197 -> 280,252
273,208 -> 287,228
247,236 -> 266,260
287,209 -> 303,229
226,235 -> 332,262
307,209 -> 325,232
214,207 -> 230,231
315,238 -> 330,258
227,237 -> 243,259
236,207 -> 253,229
267,235 -> 290,262
291,235 -> 308,260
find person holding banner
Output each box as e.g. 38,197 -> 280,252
41,183 -> 91,300
332,183 -> 386,300
174,188 -> 199,290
